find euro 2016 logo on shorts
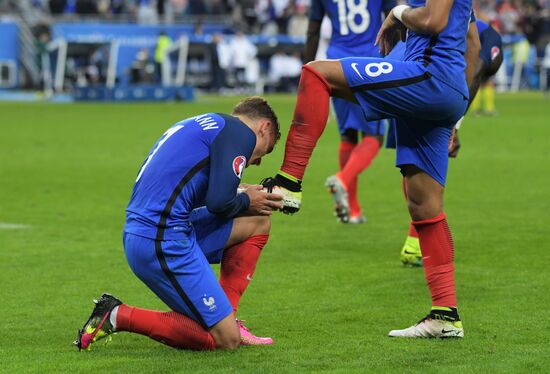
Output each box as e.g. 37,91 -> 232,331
232,155 -> 247,179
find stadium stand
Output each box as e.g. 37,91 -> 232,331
0,0 -> 548,100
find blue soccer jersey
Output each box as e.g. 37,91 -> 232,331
404,0 -> 472,98
125,113 -> 256,241
309,0 -> 396,60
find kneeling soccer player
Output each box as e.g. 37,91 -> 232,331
263,0 -> 473,338
75,97 -> 284,351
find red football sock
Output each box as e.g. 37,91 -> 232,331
338,141 -> 360,216
402,178 -> 419,238
219,235 -> 269,312
280,65 -> 332,181
337,136 -> 380,189
412,213 -> 456,307
116,304 -> 217,350
338,140 -> 355,169
408,223 -> 419,238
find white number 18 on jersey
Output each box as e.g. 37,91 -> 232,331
333,0 -> 370,35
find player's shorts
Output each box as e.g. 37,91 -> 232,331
339,57 -> 468,186
385,119 -> 397,149
332,97 -> 385,136
122,207 -> 234,328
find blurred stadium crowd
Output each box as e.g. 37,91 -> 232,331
0,0 -> 549,95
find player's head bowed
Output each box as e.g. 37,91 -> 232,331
233,96 -> 281,151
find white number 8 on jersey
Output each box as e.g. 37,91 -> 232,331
365,62 -> 393,78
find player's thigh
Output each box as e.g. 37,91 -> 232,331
224,215 -> 270,248
123,232 -> 233,329
190,207 -> 234,264
190,207 -> 270,262
340,57 -> 467,123
393,118 -> 449,219
306,59 -> 357,102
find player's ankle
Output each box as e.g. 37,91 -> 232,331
334,173 -> 349,191
276,171 -> 302,192
430,306 -> 460,321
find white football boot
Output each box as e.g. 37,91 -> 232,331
261,176 -> 302,214
389,314 -> 464,338
325,175 -> 350,223
270,185 -> 301,214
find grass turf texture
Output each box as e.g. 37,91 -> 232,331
1,93 -> 549,372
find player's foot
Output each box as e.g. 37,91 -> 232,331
74,293 -> 122,351
400,236 -> 422,267
261,174 -> 302,214
325,175 -> 350,223
388,308 -> 463,338
348,215 -> 367,224
237,320 -> 274,345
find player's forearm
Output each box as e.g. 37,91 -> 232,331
304,22 -> 321,64
206,192 -> 250,218
398,0 -> 453,35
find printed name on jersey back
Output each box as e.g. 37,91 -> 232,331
194,114 -> 220,130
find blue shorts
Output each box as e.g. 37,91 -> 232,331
332,97 -> 385,136
123,207 -> 234,328
340,57 -> 468,186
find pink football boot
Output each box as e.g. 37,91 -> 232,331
237,320 -> 274,345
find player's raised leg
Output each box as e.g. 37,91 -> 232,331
389,166 -> 463,338
262,60 -> 356,211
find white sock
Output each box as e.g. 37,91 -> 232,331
110,306 -> 119,331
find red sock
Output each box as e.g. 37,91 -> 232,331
219,235 -> 269,312
338,141 -> 360,216
116,304 -> 216,350
280,65 -> 332,180
402,178 -> 419,238
337,136 -> 380,189
408,223 -> 419,238
412,213 -> 456,307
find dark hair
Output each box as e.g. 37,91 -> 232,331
232,96 -> 281,143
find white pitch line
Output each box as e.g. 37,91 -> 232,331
0,222 -> 31,230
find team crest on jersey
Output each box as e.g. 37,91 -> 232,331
491,46 -> 500,61
232,156 -> 247,179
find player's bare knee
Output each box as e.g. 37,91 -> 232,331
407,199 -> 443,221
305,60 -> 339,86
252,215 -> 271,236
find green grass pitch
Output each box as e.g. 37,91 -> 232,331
1,93 -> 549,372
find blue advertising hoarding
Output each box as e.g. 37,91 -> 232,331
0,21 -> 19,88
